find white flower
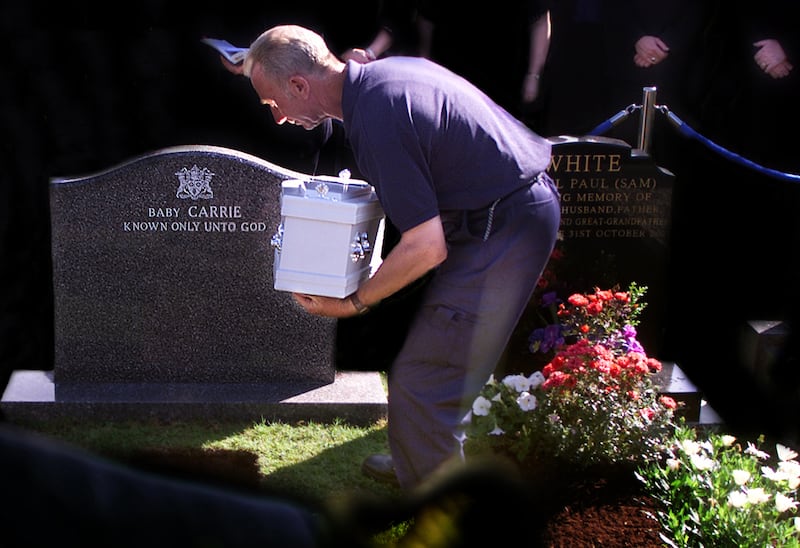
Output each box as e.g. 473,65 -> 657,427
502,374 -> 531,393
777,443 -> 798,462
528,371 -> 546,389
491,393 -> 502,402
779,459 -> 800,476
763,461 -> 800,489
721,435 -> 736,447
516,391 -> 537,411
732,469 -> 751,486
727,490 -> 747,508
679,439 -> 702,456
666,458 -> 680,471
689,453 -> 715,471
779,460 -> 800,489
794,517 -> 800,533
745,487 -> 771,504
775,493 -> 798,513
472,396 -> 492,417
762,466 -> 782,480
489,425 -> 505,436
745,442 -> 770,460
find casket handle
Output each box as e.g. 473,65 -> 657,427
270,222 -> 284,252
350,232 -> 371,263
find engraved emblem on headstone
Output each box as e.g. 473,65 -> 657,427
175,165 -> 215,200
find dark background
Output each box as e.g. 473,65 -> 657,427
2,1 -> 799,439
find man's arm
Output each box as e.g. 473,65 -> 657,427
523,11 -> 551,103
292,215 -> 447,317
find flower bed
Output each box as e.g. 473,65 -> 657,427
464,282 -> 800,546
467,283 -> 677,467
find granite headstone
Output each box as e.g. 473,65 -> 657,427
501,136 -> 713,420
504,135 -> 675,373
0,145 -> 387,423
547,135 -> 674,356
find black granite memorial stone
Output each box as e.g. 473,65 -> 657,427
547,135 -> 674,356
49,145 -> 335,401
503,135 -> 675,374
547,136 -> 674,355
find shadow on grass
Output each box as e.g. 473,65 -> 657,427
21,417 -> 400,504
11,417 -> 546,547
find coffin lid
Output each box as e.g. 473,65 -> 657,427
282,175 -> 375,202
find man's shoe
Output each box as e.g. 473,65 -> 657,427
361,454 -> 399,487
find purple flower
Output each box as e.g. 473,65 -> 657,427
626,338 -> 644,353
622,325 -> 637,339
541,291 -> 559,307
532,324 -> 564,353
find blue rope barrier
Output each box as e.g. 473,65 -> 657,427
588,105 -> 800,183
589,109 -> 630,136
588,104 -> 639,136
661,109 -> 800,183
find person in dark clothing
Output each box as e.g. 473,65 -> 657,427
529,0 -> 707,150
662,0 -> 799,440
0,422 -> 324,547
414,0 -> 540,120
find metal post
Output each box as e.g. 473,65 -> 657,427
637,87 -> 657,153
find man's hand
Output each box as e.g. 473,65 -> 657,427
340,48 -> 376,64
219,55 -> 245,75
633,35 -> 669,68
292,293 -> 358,318
754,39 -> 793,79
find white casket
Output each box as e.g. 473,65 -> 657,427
271,175 -> 384,298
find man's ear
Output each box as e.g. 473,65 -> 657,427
287,75 -> 310,98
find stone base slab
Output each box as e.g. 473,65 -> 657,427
1,370 -> 387,426
1,363 -> 721,428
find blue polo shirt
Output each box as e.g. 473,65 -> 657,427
342,57 -> 552,233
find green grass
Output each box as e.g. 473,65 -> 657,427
8,368 -> 428,544
19,414 -> 418,544
13,364 -> 501,546
23,416 -> 401,499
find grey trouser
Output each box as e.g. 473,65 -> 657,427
387,174 -> 561,489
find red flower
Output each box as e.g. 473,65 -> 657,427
586,301 -> 603,315
613,291 -> 629,303
596,289 -> 614,301
659,395 -> 677,409
628,358 -> 651,376
542,370 -> 576,389
568,294 -> 589,307
640,408 -> 656,421
536,277 -> 548,289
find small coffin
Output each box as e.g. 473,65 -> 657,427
272,175 -> 384,298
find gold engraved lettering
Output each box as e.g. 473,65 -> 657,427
549,154 -> 623,173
